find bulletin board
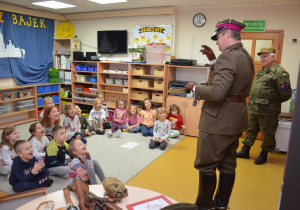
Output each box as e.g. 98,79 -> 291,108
133,25 -> 173,55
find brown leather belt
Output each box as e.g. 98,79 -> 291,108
225,96 -> 246,103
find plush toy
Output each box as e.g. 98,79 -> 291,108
48,68 -> 60,83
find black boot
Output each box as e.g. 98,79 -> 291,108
195,172 -> 216,210
214,173 -> 235,210
254,150 -> 268,165
237,145 -> 251,159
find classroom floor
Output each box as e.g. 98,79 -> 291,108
127,136 -> 286,210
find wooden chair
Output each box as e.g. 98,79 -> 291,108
0,187 -> 47,209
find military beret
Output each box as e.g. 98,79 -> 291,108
257,47 -> 275,55
211,18 -> 246,41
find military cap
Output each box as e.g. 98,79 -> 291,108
257,46 -> 276,55
211,18 -> 246,41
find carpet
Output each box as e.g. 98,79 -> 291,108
0,120 -> 184,194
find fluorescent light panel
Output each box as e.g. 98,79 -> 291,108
32,0 -> 76,9
89,0 -> 128,4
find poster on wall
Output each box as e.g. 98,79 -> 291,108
133,25 -> 173,55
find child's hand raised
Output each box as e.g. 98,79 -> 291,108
32,159 -> 45,174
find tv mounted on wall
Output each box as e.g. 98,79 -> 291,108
97,30 -> 127,54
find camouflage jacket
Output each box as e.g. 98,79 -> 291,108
248,62 -> 292,115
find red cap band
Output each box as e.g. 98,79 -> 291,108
216,23 -> 242,32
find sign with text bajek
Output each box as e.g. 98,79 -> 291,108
243,20 -> 265,32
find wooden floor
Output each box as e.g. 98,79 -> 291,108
126,136 -> 286,210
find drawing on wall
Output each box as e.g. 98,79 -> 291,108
133,25 -> 173,55
0,30 -> 25,59
55,21 -> 76,38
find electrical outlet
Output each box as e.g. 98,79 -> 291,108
292,39 -> 297,43
190,37 -> 195,41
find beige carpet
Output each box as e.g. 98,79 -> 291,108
126,136 -> 287,210
0,117 -> 184,195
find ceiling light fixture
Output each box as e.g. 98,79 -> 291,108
89,0 -> 128,5
32,0 -> 76,9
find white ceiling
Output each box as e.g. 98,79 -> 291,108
1,0 -> 299,15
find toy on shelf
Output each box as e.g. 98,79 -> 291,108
48,68 -> 60,83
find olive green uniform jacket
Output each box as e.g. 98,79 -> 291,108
195,43 -> 254,136
248,62 -> 292,115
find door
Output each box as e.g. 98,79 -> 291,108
241,30 -> 284,139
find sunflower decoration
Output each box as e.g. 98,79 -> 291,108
55,21 -> 76,38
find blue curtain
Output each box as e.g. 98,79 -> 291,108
0,11 -> 54,84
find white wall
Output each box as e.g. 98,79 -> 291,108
70,14 -> 176,60
69,3 -> 300,112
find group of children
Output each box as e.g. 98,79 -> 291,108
0,91 -> 186,193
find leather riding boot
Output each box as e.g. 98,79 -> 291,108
237,145 -> 251,159
254,150 -> 268,165
195,172 -> 216,210
214,173 -> 235,210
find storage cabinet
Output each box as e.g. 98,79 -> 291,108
129,63 -> 167,107
166,96 -> 202,137
36,84 -> 61,115
166,65 -> 210,137
70,61 -> 168,110
0,84 -> 61,129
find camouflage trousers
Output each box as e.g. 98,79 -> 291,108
242,114 -> 278,152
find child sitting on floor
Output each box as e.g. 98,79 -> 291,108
40,105 -> 60,141
0,126 -> 20,178
108,99 -> 128,138
63,103 -> 87,144
96,91 -> 111,129
123,104 -> 141,133
44,125 -> 70,177
140,98 -> 156,137
68,139 -> 106,186
89,99 -> 105,135
39,97 -> 54,122
9,140 -> 53,193
28,122 -> 50,160
149,107 -> 171,150
167,104 -> 186,138
75,105 -> 95,137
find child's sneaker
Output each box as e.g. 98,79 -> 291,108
113,129 -> 122,138
122,129 -> 128,132
42,179 -> 54,187
107,130 -> 113,136
91,131 -> 96,135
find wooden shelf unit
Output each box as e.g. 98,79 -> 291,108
70,61 -> 168,110
0,84 -> 61,129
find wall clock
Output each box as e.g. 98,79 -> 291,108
193,13 -> 206,27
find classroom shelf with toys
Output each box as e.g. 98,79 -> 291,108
0,84 -> 61,129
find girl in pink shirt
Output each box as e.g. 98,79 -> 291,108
123,105 -> 141,133
140,98 -> 156,136
108,99 -> 128,138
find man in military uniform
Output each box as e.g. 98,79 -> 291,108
185,19 -> 254,210
237,47 -> 292,165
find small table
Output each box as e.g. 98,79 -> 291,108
17,185 -> 177,209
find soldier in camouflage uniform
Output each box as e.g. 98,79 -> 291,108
237,47 -> 292,165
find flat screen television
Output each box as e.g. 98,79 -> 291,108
97,30 -> 127,54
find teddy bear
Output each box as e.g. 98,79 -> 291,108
48,68 -> 61,83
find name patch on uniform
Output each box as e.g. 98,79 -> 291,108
282,84 -> 289,90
